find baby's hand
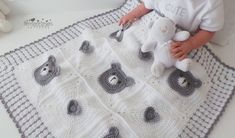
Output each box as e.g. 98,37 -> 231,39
119,14 -> 136,26
170,39 -> 194,60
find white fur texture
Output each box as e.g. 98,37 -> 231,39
141,17 -> 192,77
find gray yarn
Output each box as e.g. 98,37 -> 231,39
138,48 -> 153,61
109,30 -> 123,42
34,56 -> 60,86
103,127 -> 120,138
168,69 -> 202,96
98,63 -> 135,94
79,40 -> 94,54
144,107 -> 160,123
67,100 -> 82,116
109,22 -> 132,42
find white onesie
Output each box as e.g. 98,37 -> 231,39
142,0 -> 224,32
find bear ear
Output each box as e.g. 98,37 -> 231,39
55,67 -> 61,76
193,79 -> 202,88
125,77 -> 135,87
111,63 -> 121,69
48,56 -> 56,63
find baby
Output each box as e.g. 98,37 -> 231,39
119,0 -> 224,60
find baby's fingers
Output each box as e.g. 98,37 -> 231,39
179,54 -> 187,61
119,17 -> 128,26
173,51 -> 185,59
171,41 -> 181,48
118,17 -> 124,25
170,46 -> 181,55
118,18 -> 124,26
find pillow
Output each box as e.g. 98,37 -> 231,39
210,0 -> 235,46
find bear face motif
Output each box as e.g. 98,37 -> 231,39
168,69 -> 202,96
34,56 -> 60,86
103,127 -> 120,138
144,106 -> 160,123
79,40 -> 94,54
67,100 -> 82,116
98,63 -> 135,94
109,22 -> 132,42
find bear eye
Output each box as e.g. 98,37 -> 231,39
46,63 -> 49,66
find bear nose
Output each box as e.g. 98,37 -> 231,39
108,75 -> 119,85
40,66 -> 49,76
178,77 -> 188,88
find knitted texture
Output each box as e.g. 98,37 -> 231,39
0,0 -> 235,138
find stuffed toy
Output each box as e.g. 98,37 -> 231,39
0,0 -> 12,33
140,17 -> 192,77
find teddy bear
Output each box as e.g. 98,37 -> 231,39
0,0 -> 12,33
140,17 -> 192,77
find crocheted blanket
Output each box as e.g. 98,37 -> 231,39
1,0 -> 235,138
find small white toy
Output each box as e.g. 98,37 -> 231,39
140,17 -> 192,77
0,0 -> 12,33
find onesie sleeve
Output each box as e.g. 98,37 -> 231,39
200,0 -> 224,32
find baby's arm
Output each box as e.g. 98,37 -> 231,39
119,3 -> 152,26
170,30 -> 215,60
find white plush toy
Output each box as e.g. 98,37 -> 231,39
140,17 -> 192,77
0,0 -> 12,33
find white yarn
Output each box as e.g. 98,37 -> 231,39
14,21 -> 209,137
